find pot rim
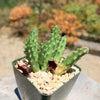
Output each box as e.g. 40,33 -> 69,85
12,56 -> 81,96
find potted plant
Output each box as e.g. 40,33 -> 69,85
12,26 -> 89,100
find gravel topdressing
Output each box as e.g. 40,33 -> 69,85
16,59 -> 80,95
27,66 -> 79,95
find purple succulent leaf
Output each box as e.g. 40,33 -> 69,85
17,64 -> 29,76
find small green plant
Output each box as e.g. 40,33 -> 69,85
79,4 -> 98,23
63,3 -> 84,16
63,3 -> 100,36
24,25 -> 89,75
80,4 -> 100,36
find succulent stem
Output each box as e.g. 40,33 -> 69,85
41,26 -> 60,71
54,47 -> 89,75
53,36 -> 67,63
39,41 -> 47,67
24,28 -> 40,72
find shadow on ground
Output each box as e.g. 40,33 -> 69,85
14,88 -> 21,100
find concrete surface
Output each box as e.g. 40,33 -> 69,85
63,50 -> 100,83
0,73 -> 100,100
74,39 -> 100,56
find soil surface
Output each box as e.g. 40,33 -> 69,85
0,27 -> 100,83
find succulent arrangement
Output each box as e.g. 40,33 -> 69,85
95,0 -> 100,7
9,4 -> 31,35
9,4 -> 31,21
22,25 -> 89,76
63,3 -> 100,36
46,10 -> 85,44
63,3 -> 84,16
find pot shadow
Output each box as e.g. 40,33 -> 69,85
14,88 -> 21,100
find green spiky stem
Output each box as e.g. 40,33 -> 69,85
41,40 -> 56,71
41,26 -> 61,71
54,47 -> 89,75
53,36 -> 67,63
38,41 -> 47,67
24,28 -> 40,72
